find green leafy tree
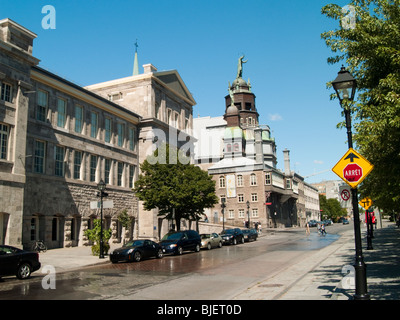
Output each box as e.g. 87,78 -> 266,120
133,143 -> 218,231
84,219 -> 112,256
321,0 -> 400,214
319,194 -> 347,222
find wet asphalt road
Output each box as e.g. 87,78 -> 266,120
0,225 -> 347,300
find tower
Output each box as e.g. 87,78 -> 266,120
133,40 -> 139,76
224,55 -> 259,128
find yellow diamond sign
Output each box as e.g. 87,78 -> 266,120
359,197 -> 373,210
332,148 -> 374,189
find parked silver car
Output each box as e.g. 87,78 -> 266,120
200,233 -> 223,250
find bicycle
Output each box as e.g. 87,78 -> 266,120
31,240 -> 47,252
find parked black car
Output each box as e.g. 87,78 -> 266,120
110,239 -> 163,263
160,230 -> 201,255
220,228 -> 244,245
0,245 -> 41,280
242,228 -> 258,242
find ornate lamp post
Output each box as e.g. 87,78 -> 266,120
221,198 -> 226,231
332,66 -> 370,300
246,200 -> 250,228
97,179 -> 108,259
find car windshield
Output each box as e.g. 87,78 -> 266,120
200,234 -> 210,239
221,229 -> 235,235
161,232 -> 182,241
124,240 -> 144,247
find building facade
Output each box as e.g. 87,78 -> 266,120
194,58 -> 319,229
0,18 -> 195,248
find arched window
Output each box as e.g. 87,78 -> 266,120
219,176 -> 225,188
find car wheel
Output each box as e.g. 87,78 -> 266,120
17,263 -> 32,280
218,241 -> 222,248
156,249 -> 163,259
241,237 -> 245,244
233,238 -> 237,245
207,243 -> 212,250
194,244 -> 200,252
133,251 -> 142,262
176,246 -> 183,255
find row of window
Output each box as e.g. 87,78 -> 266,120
36,90 -> 137,151
220,193 -> 260,203
33,139 -> 136,188
225,208 -> 259,219
218,173 -> 290,188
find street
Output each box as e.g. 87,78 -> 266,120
0,224 -> 348,300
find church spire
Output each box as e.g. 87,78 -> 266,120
133,39 -> 139,76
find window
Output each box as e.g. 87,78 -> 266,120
128,127 -> 135,151
37,90 -> 48,122
250,173 -> 257,186
226,144 -> 232,152
238,209 -> 245,218
34,140 -> 45,173
57,98 -> 66,128
286,179 -> 291,189
129,165 -> 135,188
251,193 -> 258,202
167,109 -> 172,125
237,175 -> 243,187
219,176 -> 225,188
52,217 -> 59,241
90,155 -> 97,182
105,159 -> 111,184
228,210 -> 235,219
233,143 -> 240,152
252,208 -> 258,217
0,123 -> 9,160
75,106 -> 83,133
55,146 -> 65,177
265,173 -> 271,185
117,162 -> 124,186
105,118 -> 112,143
1,83 -> 12,102
30,218 -> 38,241
74,151 -> 82,179
117,123 -> 124,147
90,112 -> 98,138
238,194 -> 244,203
220,195 -> 226,204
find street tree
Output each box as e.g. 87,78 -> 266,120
133,143 -> 218,230
321,0 -> 400,214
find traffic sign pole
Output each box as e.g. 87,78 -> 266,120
338,106 -> 370,300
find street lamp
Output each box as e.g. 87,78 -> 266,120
97,179 -> 108,259
246,200 -> 250,228
221,198 -> 226,231
332,66 -> 370,300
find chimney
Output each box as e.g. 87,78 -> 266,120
143,63 -> 157,74
283,149 -> 291,175
254,128 -> 264,164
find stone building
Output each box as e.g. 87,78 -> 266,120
194,58 -> 319,228
0,19 -> 141,249
85,63 -> 196,240
0,18 -> 196,248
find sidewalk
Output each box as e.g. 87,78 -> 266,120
37,221 -> 400,300
235,220 -> 400,300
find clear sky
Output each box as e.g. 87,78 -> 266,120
1,0 -> 355,183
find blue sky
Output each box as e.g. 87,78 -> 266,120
1,0 -> 355,183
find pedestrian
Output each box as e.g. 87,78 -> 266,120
321,223 -> 326,235
258,222 -> 262,234
305,222 -> 310,236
